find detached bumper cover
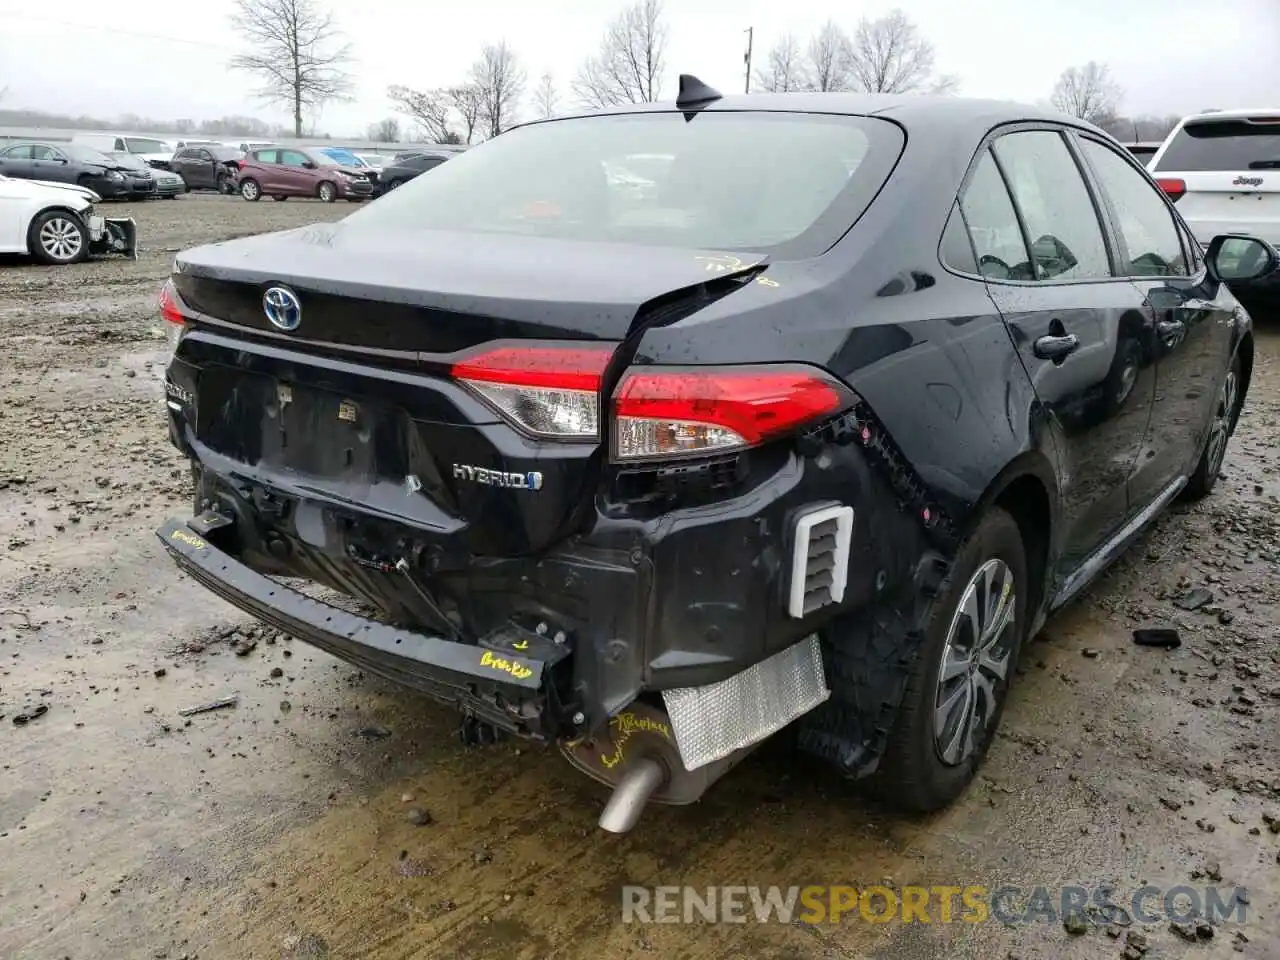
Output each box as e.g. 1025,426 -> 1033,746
88,215 -> 138,259
155,515 -> 569,737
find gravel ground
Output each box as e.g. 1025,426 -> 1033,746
1,195 -> 1278,960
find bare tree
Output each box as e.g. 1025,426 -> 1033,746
367,117 -> 401,142
228,0 -> 353,137
753,34 -> 807,93
807,21 -> 852,93
1050,61 -> 1123,126
532,73 -> 559,119
470,41 -> 526,138
387,85 -> 455,143
447,84 -> 484,143
572,0 -> 668,107
845,10 -> 954,94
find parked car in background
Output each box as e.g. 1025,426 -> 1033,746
72,134 -> 176,170
0,142 -> 134,199
1120,142 -> 1162,166
153,87 -> 1270,830
169,145 -> 244,194
239,141 -> 275,154
355,153 -> 387,171
236,147 -> 373,202
371,151 -> 450,195
0,173 -> 138,264
107,151 -> 184,198
1149,108 -> 1280,319
175,139 -> 225,150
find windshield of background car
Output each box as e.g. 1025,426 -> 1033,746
344,111 -> 905,257
125,138 -> 169,154
1154,119 -> 1280,171
319,148 -> 361,166
106,152 -> 147,170
64,144 -> 114,165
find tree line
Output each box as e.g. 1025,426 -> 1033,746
0,0 -> 1187,148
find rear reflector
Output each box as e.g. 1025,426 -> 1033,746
1156,177 -> 1186,201
452,343 -> 616,439
613,365 -> 853,461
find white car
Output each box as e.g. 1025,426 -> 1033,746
72,134 -> 176,171
1148,108 -> 1280,316
0,174 -> 138,265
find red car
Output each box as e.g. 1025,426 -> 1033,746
236,147 -> 374,203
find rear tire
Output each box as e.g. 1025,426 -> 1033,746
1183,351 -> 1242,500
317,181 -> 337,203
385,178 -> 403,191
240,178 -> 261,202
28,209 -> 89,265
877,507 -> 1028,812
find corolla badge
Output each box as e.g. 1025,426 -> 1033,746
262,285 -> 302,331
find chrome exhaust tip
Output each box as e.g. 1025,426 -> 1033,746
597,756 -> 666,834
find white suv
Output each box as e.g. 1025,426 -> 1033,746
1149,108 -> 1280,316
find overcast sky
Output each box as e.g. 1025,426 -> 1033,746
1,0 -> 1277,135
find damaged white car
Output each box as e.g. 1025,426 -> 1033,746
0,174 -> 138,265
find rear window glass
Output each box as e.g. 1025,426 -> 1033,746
344,111 -> 905,258
1154,119 -> 1280,172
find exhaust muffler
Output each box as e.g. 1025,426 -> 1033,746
561,701 -> 754,834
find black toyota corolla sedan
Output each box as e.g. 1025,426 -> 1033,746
154,78 -> 1277,833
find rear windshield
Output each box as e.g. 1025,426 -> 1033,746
1154,119 -> 1280,172
344,111 -> 904,258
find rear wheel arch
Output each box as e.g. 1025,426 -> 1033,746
1235,330 -> 1254,412
968,455 -> 1057,625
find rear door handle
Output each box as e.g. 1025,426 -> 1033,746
1033,333 -> 1080,361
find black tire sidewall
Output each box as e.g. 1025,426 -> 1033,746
28,210 -> 89,265
240,179 -> 260,201
1184,350 -> 1243,499
882,507 -> 1028,810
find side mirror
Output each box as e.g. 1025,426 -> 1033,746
1205,234 -> 1280,283
302,160 -> 316,169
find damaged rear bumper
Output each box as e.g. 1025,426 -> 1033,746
157,515 -> 574,738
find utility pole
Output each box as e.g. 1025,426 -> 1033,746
744,27 -> 753,94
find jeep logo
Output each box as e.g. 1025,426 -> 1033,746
452,464 -> 544,491
1233,175 -> 1263,188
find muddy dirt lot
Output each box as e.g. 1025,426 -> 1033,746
1,196 -> 1278,960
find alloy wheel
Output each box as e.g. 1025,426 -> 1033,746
39,217 -> 83,262
1206,369 -> 1238,476
933,558 -> 1016,766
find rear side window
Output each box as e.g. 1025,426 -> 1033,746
959,150 -> 1033,281
993,131 -> 1112,281
345,111 -> 906,259
1079,139 -> 1187,278
255,150 -> 279,164
1154,119 -> 1280,171
939,202 -> 978,274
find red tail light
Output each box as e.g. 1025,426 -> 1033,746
451,343 -> 616,438
158,278 -> 187,325
613,365 -> 854,461
1156,177 -> 1186,202
451,345 -> 854,457
158,278 -> 191,353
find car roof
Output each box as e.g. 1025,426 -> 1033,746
542,92 -> 1095,136
1177,107 -> 1280,124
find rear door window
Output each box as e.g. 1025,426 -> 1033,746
255,150 -> 279,164
1154,118 -> 1280,171
992,130 -> 1113,281
1078,138 -> 1188,277
2,144 -> 34,159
